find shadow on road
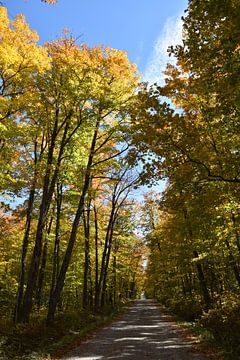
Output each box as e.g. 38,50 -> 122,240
63,300 -> 207,360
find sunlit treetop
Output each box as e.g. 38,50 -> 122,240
0,7 -> 49,81
41,0 -> 57,3
44,37 -> 140,113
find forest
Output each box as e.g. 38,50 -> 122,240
0,0 -> 240,359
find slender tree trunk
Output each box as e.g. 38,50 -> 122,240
20,128 -> 57,322
35,236 -> 48,308
181,277 -> 187,297
230,212 -> 240,254
14,137 -> 42,323
20,116 -> 69,323
14,186 -> 35,323
50,182 -> 63,299
89,265 -> 94,309
225,239 -> 240,287
47,176 -> 90,324
94,205 -> 99,312
112,232 -> 118,306
182,206 -> 212,310
101,219 -> 115,307
96,204 -> 115,309
83,197 -> 91,308
46,118 -> 100,325
96,178 -> 133,309
113,254 -> 117,306
185,272 -> 193,296
193,250 -> 212,310
36,216 -> 53,308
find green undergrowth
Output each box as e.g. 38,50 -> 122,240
177,320 -> 224,359
0,301 -> 132,360
156,295 -> 240,360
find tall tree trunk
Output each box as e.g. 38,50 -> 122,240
46,117 -> 100,325
225,239 -> 240,287
47,173 -> 89,324
88,264 -> 94,309
193,250 -> 212,310
230,212 -> 240,254
182,206 -> 212,310
36,216 -> 53,308
101,218 -> 115,307
96,203 -> 115,310
50,182 -> 63,299
83,196 -> 91,308
94,205 -> 99,312
20,115 -> 69,323
14,186 -> 35,323
113,254 -> 117,306
96,178 -> 133,309
14,137 -> 41,323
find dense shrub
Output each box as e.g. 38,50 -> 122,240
199,295 -> 240,357
165,296 -> 202,321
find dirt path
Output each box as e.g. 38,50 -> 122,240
62,299 -> 209,360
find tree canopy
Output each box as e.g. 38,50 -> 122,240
1,1 -> 240,358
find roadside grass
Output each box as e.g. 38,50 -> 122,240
0,302 -> 132,360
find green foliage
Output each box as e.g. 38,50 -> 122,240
0,6 -> 145,332
199,295 -> 240,358
1,0 -> 239,356
0,302 -> 130,360
138,1 -> 240,357
165,297 -> 202,322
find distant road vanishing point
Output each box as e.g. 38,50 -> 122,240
62,299 -> 209,360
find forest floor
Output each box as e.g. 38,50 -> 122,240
60,299 -> 222,360
0,304 -> 128,360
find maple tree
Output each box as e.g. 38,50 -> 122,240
1,1 -> 240,357
0,6 -> 146,330
0,8 -> 144,325
0,7 -> 49,190
135,3 -> 240,346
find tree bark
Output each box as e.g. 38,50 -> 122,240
36,216 -> 53,308
50,182 -> 63,299
181,205 -> 212,310
193,250 -> 212,310
94,205 -> 99,312
96,203 -> 115,310
14,137 -> 42,323
46,117 -> 100,325
230,212 -> 240,254
14,186 -> 35,323
20,114 -> 70,323
101,216 -> 115,307
225,239 -> 240,287
113,254 -> 117,306
83,196 -> 91,308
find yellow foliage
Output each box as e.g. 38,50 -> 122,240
0,7 -> 49,116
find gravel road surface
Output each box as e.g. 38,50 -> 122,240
62,299 -> 208,360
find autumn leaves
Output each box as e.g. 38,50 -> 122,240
1,0 -> 240,337
0,7 -> 144,324
138,0 -> 240,325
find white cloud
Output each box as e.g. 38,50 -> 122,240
143,15 -> 183,86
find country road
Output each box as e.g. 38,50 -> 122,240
62,299 -> 209,360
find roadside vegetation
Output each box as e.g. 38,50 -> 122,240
139,1 -> 240,358
0,301 -> 132,360
1,1 -> 240,359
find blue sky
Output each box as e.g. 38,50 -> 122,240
4,0 -> 188,201
6,0 -> 187,84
